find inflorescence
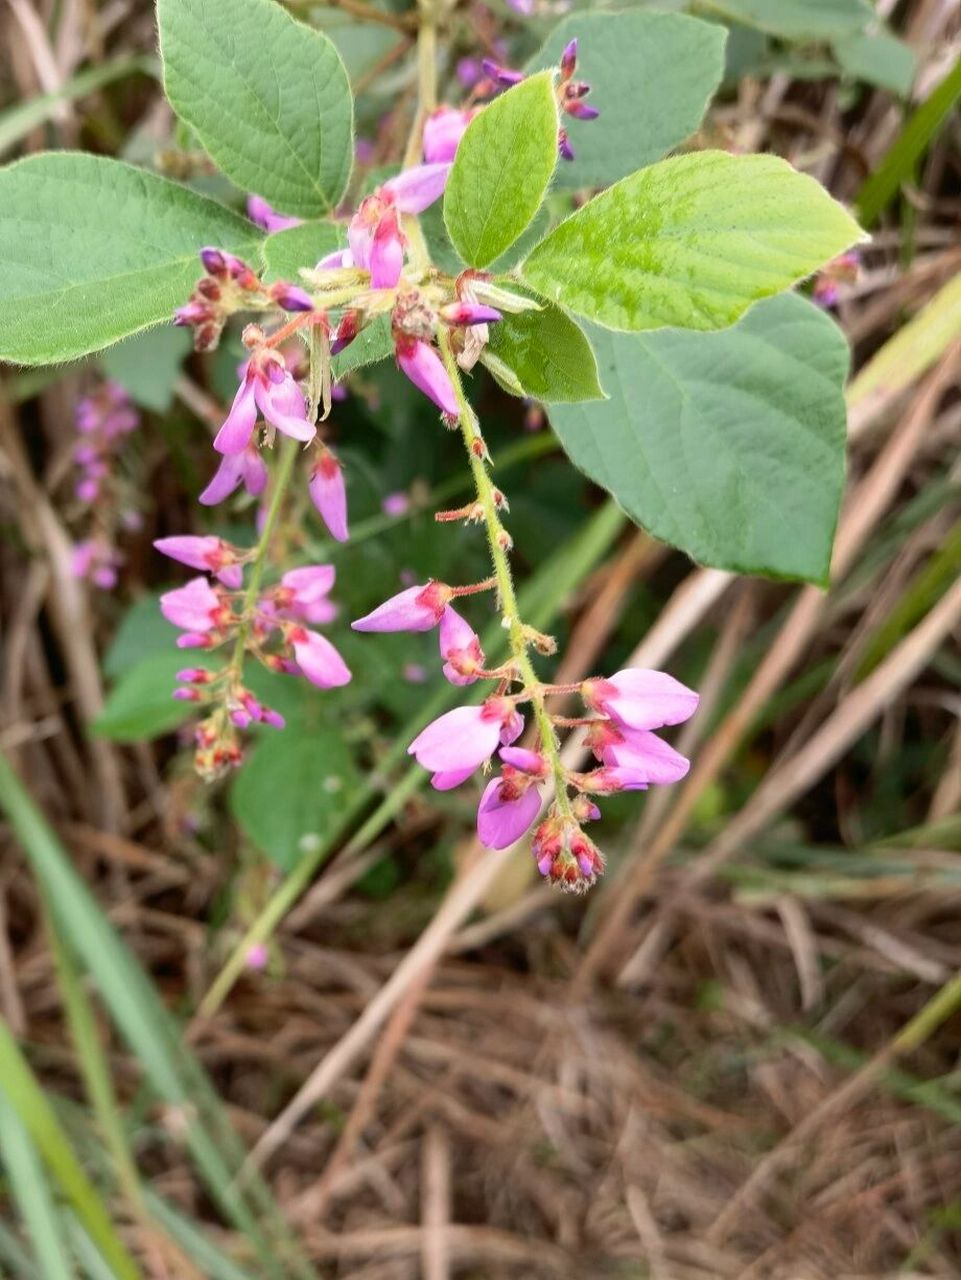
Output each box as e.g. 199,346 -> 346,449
158,38 -> 698,890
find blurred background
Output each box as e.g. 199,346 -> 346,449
1,1 -> 960,1277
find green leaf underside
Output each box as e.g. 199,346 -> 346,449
548,294 -> 849,585
231,727 -> 360,869
703,0 -> 873,39
484,299 -> 604,403
444,72 -> 559,269
261,220 -> 341,282
100,325 -> 192,411
0,152 -> 259,365
528,11 -> 726,189
520,150 -> 865,334
158,0 -> 353,218
833,31 -> 917,97
93,651 -> 214,741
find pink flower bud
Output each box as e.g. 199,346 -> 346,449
440,302 -> 502,327
499,746 -> 548,777
154,535 -> 243,588
438,605 -> 485,685
352,581 -> 452,633
308,449 -> 349,543
270,282 -> 314,311
289,627 -> 352,689
394,335 -> 459,417
476,774 -> 542,850
369,207 -> 405,289
160,578 -> 227,634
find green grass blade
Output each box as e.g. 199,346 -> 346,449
0,1021 -> 139,1280
0,56 -> 158,156
857,55 -> 961,225
0,755 -> 318,1280
0,1092 -> 78,1280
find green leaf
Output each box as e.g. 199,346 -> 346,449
547,294 -> 849,585
699,0 -> 872,39
520,150 -> 865,334
231,725 -> 361,869
0,152 -> 259,365
833,30 -> 917,96
93,651 -> 213,742
444,72 -> 559,269
483,300 -> 604,403
100,326 -> 192,411
261,221 -> 341,282
527,11 -> 726,189
158,0 -> 353,218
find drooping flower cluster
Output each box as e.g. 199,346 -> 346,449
69,381 -> 141,590
160,33 -> 670,894
351,582 -> 698,889
159,548 -> 350,778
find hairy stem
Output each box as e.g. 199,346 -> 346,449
436,329 -> 574,819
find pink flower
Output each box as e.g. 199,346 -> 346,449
440,302 -> 502,327
352,581 -> 452,633
394,335 -> 459,417
272,565 -> 338,625
382,491 -> 410,517
199,446 -> 268,506
582,669 -> 698,732
423,108 -> 475,163
439,606 -> 485,685
589,722 -> 690,785
160,577 -> 228,636
154,535 -> 244,588
408,697 -> 522,775
369,207 -> 405,289
245,942 -> 270,971
308,448 -> 349,542
247,195 -> 302,233
499,746 -> 548,777
476,772 -> 542,850
289,626 -> 352,688
214,352 -> 315,455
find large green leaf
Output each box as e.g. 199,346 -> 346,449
700,0 -> 872,39
158,0 -> 353,217
528,11 -> 726,189
548,294 -> 849,585
444,72 -> 558,269
483,300 -> 605,403
0,153 -> 259,365
231,725 -> 361,869
520,150 -> 865,334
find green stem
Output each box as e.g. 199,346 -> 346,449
436,328 -> 574,820
226,436 -> 300,681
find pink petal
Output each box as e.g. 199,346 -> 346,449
431,766 -> 476,792
283,565 -> 336,600
594,669 -> 699,731
423,109 -> 473,163
369,209 -> 404,289
154,535 -> 220,574
605,728 -> 690,785
498,746 -> 547,776
408,706 -> 500,773
292,630 -> 352,688
308,452 -> 349,542
476,777 -> 542,850
160,578 -> 221,632
352,583 -> 448,633
384,162 -> 453,214
254,374 -> 315,443
395,337 -> 459,417
214,378 -> 258,455
439,605 -> 477,659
